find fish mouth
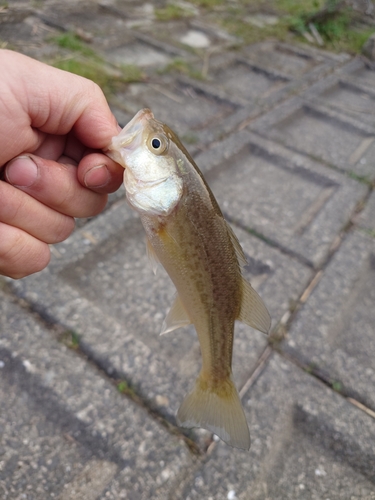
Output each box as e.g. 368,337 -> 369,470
106,108 -> 154,167
118,108 -> 154,147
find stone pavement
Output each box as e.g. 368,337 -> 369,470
1,1 -> 375,499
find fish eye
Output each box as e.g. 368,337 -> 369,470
151,138 -> 161,149
148,135 -> 167,155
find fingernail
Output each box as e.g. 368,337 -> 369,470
84,164 -> 110,188
5,156 -> 38,187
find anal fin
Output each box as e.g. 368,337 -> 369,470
238,277 -> 271,334
160,294 -> 191,335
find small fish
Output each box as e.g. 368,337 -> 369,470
106,109 -> 271,450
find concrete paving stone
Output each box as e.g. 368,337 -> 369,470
37,1 -> 189,67
9,195 -> 311,428
101,30 -> 190,68
0,9 -> 63,61
166,41 -> 351,146
195,51 -> 291,107
292,58 -> 375,129
357,191 -> 375,232
181,353 -> 375,500
242,41 -> 350,79
98,0 -> 157,29
282,229 -> 375,410
194,130 -> 367,268
0,288 -> 194,499
251,94 -> 375,180
140,18 -> 240,54
342,55 -> 375,89
0,2 -> 33,24
36,0 -> 127,41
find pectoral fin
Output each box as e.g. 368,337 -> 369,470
160,294 -> 191,335
238,277 -> 271,334
146,238 -> 159,275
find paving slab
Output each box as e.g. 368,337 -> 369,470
282,229 -> 375,410
0,287 -> 194,499
251,93 -> 375,180
342,56 -> 375,89
181,353 -> 375,500
38,2 -> 189,65
140,18 -> 239,53
192,50 -> 291,107
194,129 -> 366,268
282,58 -> 375,136
9,195 -> 311,430
241,41 -> 350,79
250,57 -> 375,182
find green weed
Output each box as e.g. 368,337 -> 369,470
161,58 -> 204,79
359,227 -> 375,238
117,380 -> 136,397
52,58 -> 117,96
155,3 -> 194,21
51,31 -> 144,97
60,330 -> 80,350
52,32 -> 98,59
332,380 -> 343,393
220,0 -> 375,54
189,0 -> 224,8
347,171 -> 373,186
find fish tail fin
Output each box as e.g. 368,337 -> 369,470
176,373 -> 250,450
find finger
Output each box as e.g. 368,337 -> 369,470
32,134 -> 67,161
77,152 -> 124,193
0,51 -> 120,166
30,134 -> 123,192
0,222 -> 51,279
0,181 -> 75,244
4,155 -> 107,218
1,51 -> 119,153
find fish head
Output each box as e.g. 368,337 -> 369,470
107,108 -> 184,217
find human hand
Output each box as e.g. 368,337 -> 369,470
0,50 -> 123,279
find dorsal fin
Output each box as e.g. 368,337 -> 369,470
225,221 -> 248,268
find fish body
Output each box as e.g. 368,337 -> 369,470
106,109 -> 271,450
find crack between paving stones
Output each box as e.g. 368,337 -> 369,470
239,345 -> 273,399
2,281 -> 204,457
275,347 -> 375,424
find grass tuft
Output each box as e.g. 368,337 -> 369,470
155,3 -> 194,21
50,32 -> 144,98
60,330 -> 80,350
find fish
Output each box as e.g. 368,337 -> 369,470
106,109 -> 271,450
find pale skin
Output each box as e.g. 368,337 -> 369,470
0,49 -> 124,279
